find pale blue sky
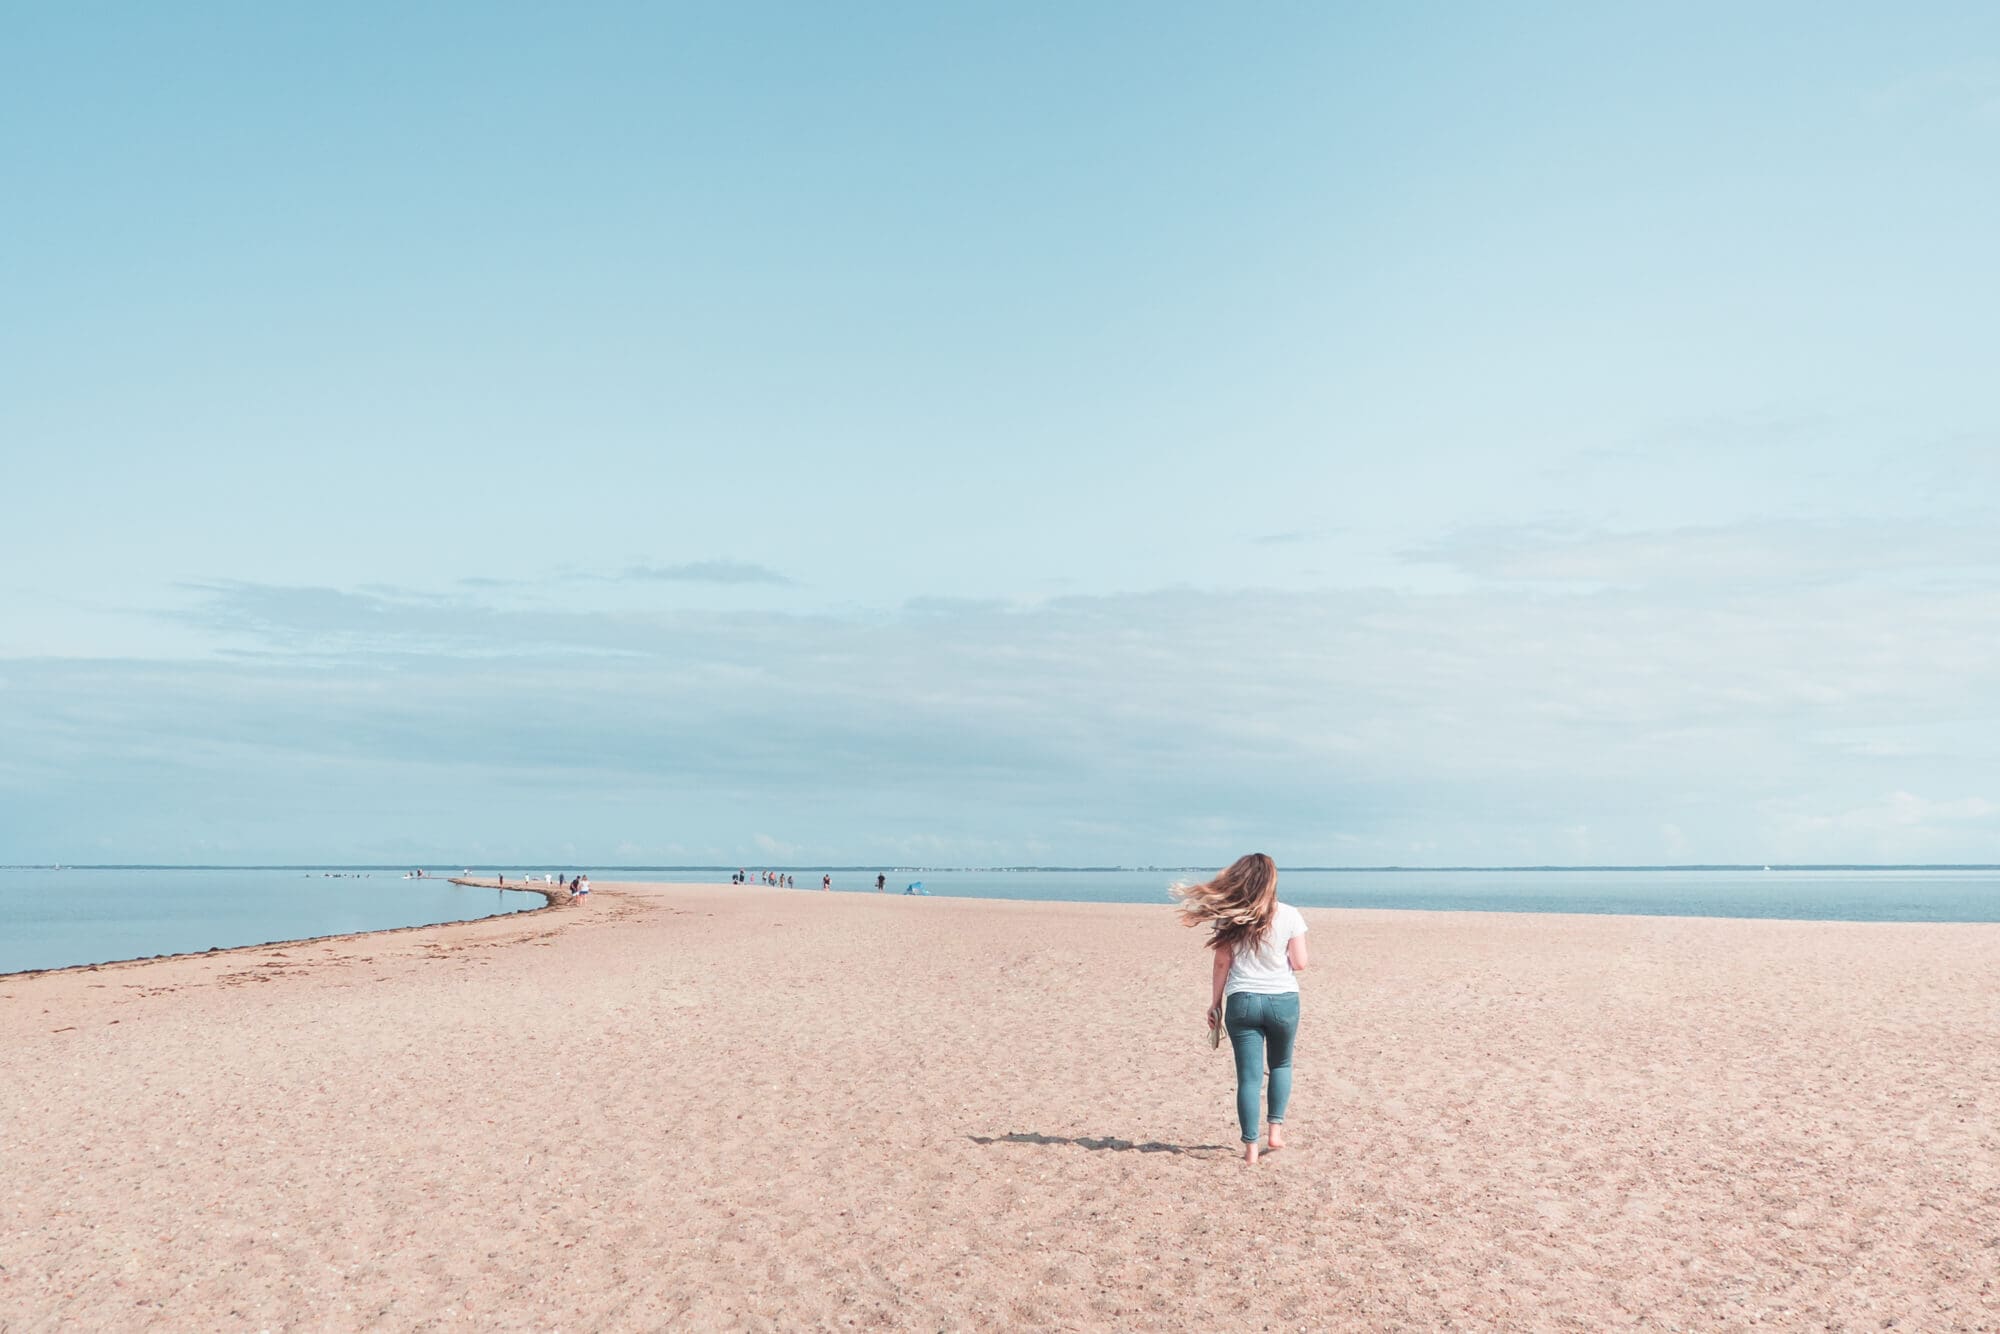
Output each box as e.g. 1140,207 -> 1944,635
3,4 -> 1997,864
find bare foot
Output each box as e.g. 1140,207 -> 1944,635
1266,1126 -> 1286,1155
1242,1142 -> 1260,1165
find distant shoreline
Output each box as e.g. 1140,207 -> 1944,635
10,867 -> 1996,977
11,862 -> 2000,873
0,879 -> 558,980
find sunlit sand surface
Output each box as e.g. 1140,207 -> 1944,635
3,883 -> 1995,1329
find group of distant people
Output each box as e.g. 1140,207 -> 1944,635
732,871 -> 893,892
471,870 -> 588,903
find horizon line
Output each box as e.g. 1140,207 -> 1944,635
8,863 -> 2000,874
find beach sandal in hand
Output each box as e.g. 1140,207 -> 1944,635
1208,1005 -> 1225,1049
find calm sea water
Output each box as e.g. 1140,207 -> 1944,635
6,866 -> 1995,975
0,869 -> 547,975
635,866 -> 2000,923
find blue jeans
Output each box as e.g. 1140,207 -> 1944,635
1225,990 -> 1299,1143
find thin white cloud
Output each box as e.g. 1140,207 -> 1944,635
1767,791 -> 2000,861
1405,518 -> 2000,588
1867,64 -> 2000,123
10,543 -> 2000,863
1250,528 -> 1336,546
617,560 -> 793,586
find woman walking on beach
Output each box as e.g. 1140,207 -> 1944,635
1175,854 -> 1308,1164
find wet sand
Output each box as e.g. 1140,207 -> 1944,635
2,882 -> 1996,1330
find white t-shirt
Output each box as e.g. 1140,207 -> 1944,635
1224,903 -> 1308,997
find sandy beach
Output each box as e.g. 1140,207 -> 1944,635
3,882 -> 1996,1331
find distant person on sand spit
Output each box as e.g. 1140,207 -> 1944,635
822,874 -> 831,891
1173,854 -> 1309,1165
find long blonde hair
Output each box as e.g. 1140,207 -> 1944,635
1172,853 -> 1278,953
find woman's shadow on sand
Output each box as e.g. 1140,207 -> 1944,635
969,1132 -> 1227,1155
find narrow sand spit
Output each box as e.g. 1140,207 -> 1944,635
3,883 -> 1996,1331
